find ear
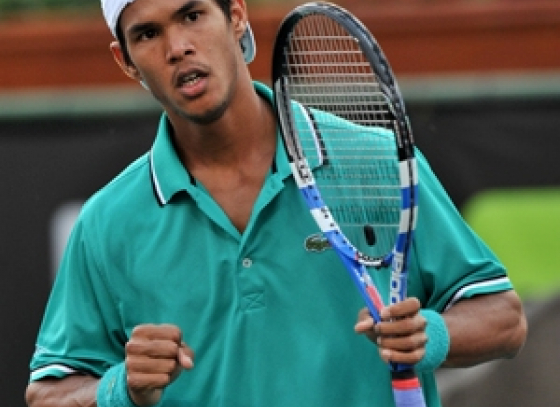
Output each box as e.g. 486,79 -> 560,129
230,0 -> 248,42
110,41 -> 142,82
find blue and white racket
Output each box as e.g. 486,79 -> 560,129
272,2 -> 422,406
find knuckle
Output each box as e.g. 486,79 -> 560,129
161,340 -> 180,358
125,336 -> 149,354
408,297 -> 421,309
125,340 -> 139,355
418,314 -> 428,329
407,333 -> 427,350
161,324 -> 182,341
401,336 -> 417,351
125,354 -> 141,374
161,358 -> 178,373
126,373 -> 144,390
413,348 -> 426,361
402,318 -> 416,332
131,323 -> 154,336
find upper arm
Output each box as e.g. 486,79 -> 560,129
442,290 -> 528,367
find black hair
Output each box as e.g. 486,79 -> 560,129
116,0 -> 233,66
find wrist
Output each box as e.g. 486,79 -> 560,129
96,362 -> 141,407
414,309 -> 450,373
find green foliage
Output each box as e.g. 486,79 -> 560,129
463,188 -> 560,300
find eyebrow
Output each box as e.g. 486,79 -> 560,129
126,21 -> 157,40
172,0 -> 204,20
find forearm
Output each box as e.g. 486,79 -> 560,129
25,375 -> 98,407
441,290 -> 527,368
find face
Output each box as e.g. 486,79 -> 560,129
112,0 -> 246,125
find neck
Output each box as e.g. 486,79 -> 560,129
169,82 -> 276,171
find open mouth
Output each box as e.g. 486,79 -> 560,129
177,71 -> 206,88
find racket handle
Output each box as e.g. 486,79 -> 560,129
391,370 -> 427,407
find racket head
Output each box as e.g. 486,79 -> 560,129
272,2 -> 418,278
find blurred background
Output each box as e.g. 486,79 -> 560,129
1,0 -> 559,405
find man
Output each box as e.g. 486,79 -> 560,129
25,0 -> 527,406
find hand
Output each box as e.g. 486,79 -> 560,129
125,324 -> 194,407
355,297 -> 427,365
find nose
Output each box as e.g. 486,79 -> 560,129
165,26 -> 195,64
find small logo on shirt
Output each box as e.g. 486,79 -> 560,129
304,233 -> 331,253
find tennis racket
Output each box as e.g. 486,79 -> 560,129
272,2 -> 423,406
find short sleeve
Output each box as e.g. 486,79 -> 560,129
407,150 -> 513,311
29,214 -> 125,381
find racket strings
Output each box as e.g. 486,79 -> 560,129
284,14 -> 402,257
287,15 -> 392,128
307,136 -> 401,256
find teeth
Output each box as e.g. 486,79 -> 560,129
181,73 -> 200,86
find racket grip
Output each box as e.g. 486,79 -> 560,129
391,370 -> 427,407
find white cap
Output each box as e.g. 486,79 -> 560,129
100,0 -> 256,64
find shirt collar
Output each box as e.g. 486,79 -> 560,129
149,81 -> 292,206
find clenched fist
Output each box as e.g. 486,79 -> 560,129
125,324 -> 194,406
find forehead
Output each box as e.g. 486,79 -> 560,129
119,0 -> 220,29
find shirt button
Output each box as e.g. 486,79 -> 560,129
242,258 -> 253,268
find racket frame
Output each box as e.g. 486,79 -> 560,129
272,4 -> 426,407
272,1 -> 418,313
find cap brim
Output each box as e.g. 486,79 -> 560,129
240,23 -> 256,64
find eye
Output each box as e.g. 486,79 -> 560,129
185,11 -> 201,23
139,28 -> 158,41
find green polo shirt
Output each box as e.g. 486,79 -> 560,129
29,82 -> 512,407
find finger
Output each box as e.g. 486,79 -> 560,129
379,346 -> 426,365
126,337 -> 182,359
127,370 -> 174,391
177,343 -> 195,369
376,314 -> 427,337
169,342 -> 195,384
354,307 -> 378,341
377,331 -> 428,353
131,324 -> 183,343
354,315 -> 375,333
127,354 -> 179,376
357,307 -> 371,321
380,297 -> 422,320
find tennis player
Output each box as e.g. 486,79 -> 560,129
25,1 -> 527,406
